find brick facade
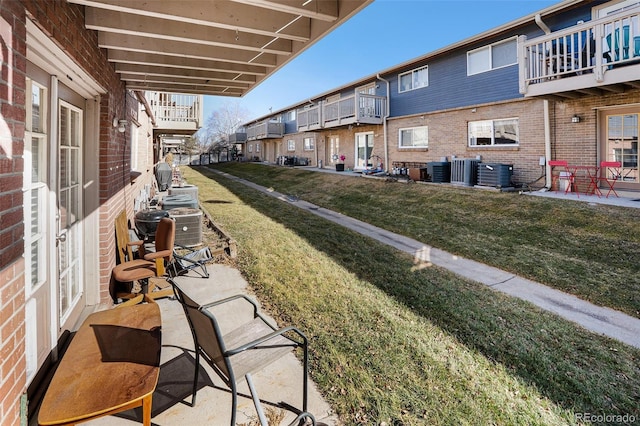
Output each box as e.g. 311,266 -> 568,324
386,98 -> 547,185
1,1 -> 154,424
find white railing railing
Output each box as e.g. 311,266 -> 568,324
146,92 -> 202,125
246,121 -> 284,140
323,93 -> 386,126
297,105 -> 322,129
520,7 -> 640,91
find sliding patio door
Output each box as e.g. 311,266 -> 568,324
603,110 -> 639,190
355,132 -> 374,170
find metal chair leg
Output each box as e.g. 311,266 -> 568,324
246,373 -> 268,425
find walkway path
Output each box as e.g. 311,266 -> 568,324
213,170 -> 640,349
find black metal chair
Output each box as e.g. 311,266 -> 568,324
169,278 -> 314,425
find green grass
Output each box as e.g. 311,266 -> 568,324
198,162 -> 640,319
180,165 -> 640,426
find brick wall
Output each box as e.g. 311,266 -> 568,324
1,0 -> 27,423
0,1 -> 153,423
386,99 -> 548,185
551,88 -> 640,163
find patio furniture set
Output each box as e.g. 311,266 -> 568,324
37,177 -> 314,425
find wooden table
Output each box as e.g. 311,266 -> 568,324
38,303 -> 161,426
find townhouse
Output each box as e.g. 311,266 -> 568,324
239,0 -> 640,193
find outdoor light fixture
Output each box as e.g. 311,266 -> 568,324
113,117 -> 127,132
572,114 -> 581,123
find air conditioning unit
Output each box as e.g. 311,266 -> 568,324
168,184 -> 198,201
169,207 -> 203,247
426,162 -> 451,183
477,163 -> 514,188
451,159 -> 479,186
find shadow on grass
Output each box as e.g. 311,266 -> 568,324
189,165 -> 640,422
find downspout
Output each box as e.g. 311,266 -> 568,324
535,13 -> 551,35
377,74 -> 390,173
534,14 -> 553,189
544,100 -> 552,189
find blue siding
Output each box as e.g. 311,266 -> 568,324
258,1 -> 607,126
386,2 -> 601,118
284,121 -> 297,134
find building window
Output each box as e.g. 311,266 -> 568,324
399,126 -> 428,148
303,137 -> 315,150
288,139 -> 295,151
468,118 -> 519,146
467,37 -> 517,75
248,144 -> 253,153
399,65 -> 428,93
284,110 -> 296,121
256,143 -> 260,153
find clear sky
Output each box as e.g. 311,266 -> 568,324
203,0 -> 559,122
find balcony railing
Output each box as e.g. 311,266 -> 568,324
146,92 -> 203,130
228,132 -> 247,143
519,8 -> 640,96
297,93 -> 386,131
297,105 -> 322,131
246,121 -> 284,140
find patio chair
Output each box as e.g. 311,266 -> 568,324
548,160 -> 572,193
173,245 -> 212,278
112,217 -> 176,303
597,161 -> 622,198
169,278 -> 314,426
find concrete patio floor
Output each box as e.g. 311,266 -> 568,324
66,264 -> 338,426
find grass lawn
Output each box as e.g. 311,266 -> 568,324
199,162 -> 640,319
181,164 -> 639,425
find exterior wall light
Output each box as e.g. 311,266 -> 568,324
572,114 -> 581,123
118,119 -> 128,133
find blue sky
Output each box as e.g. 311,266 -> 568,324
203,0 -> 559,121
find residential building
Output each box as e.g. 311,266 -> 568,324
0,1 -> 372,424
237,0 -> 639,193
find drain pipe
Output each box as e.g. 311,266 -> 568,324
535,13 -> 552,189
377,74 -> 390,173
544,100 -> 552,189
535,13 -> 551,35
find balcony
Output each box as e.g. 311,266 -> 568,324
246,120 -> 284,140
146,92 -> 203,132
519,8 -> 640,99
228,132 -> 247,143
297,93 -> 387,132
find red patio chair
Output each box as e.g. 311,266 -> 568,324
598,161 -> 622,198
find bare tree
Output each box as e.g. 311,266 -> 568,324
201,100 -> 249,152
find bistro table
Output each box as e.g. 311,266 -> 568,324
565,164 -> 600,197
38,303 -> 161,426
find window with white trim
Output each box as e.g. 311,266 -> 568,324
468,118 -> 519,146
287,139 -> 295,151
131,123 -> 139,171
248,144 -> 253,153
399,65 -> 428,93
399,126 -> 428,148
467,37 -> 517,75
303,137 -> 315,150
256,143 -> 260,153
24,79 -> 48,294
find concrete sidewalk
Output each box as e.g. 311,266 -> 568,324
76,264 -> 338,426
214,169 -> 640,350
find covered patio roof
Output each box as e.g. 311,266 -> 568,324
67,0 -> 373,97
